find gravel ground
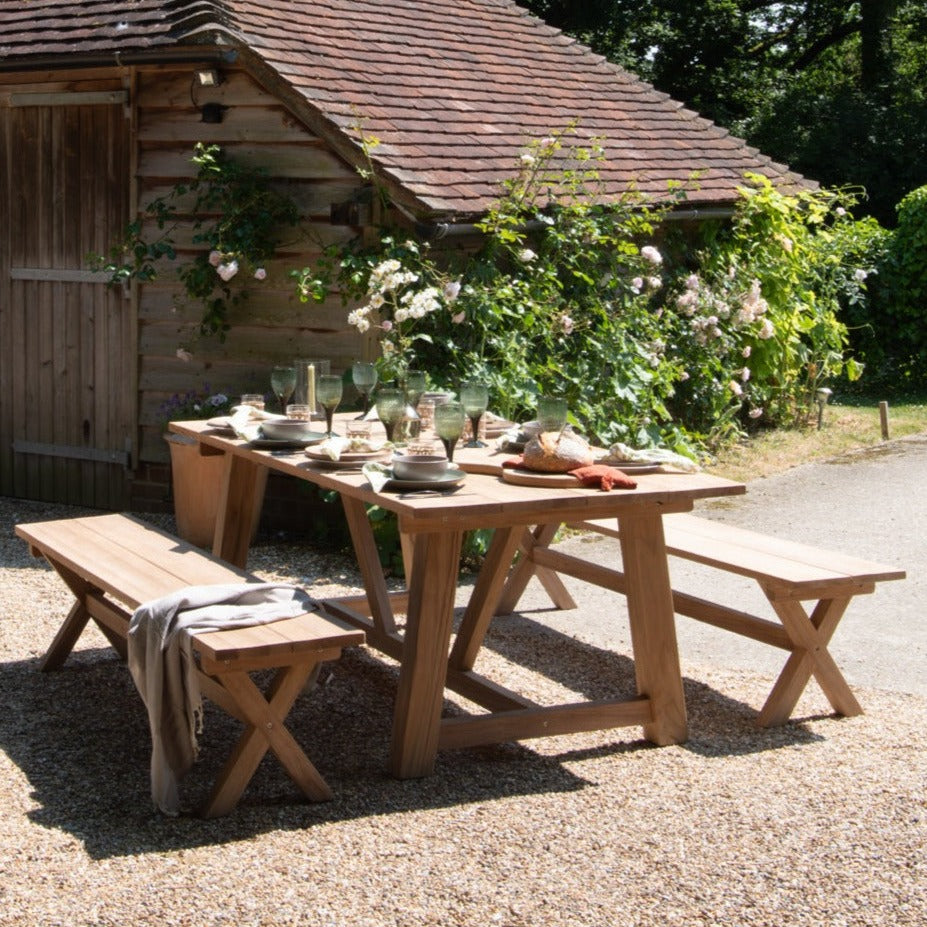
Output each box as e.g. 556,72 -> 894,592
1,483 -> 925,927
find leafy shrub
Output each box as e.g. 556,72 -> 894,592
868,185 -> 927,388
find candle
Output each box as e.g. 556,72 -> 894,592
307,364 -> 316,412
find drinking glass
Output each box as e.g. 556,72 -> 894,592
352,361 -> 378,418
434,401 -> 466,461
240,393 -> 265,411
460,381 -> 489,448
537,396 -> 569,432
317,374 -> 343,437
375,388 -> 405,443
403,369 -> 427,408
270,365 -> 297,413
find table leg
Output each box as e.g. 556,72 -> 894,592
389,529 -> 464,778
618,513 -> 688,745
213,454 -> 263,568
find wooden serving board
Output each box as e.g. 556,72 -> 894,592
501,469 -> 583,488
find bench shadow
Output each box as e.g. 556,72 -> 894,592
0,646 -> 593,858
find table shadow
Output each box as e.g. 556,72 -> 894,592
0,646 -> 591,858
455,607 -> 828,761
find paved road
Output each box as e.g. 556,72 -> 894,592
490,433 -> 927,697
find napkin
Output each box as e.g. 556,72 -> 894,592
228,405 -> 286,441
569,464 -> 637,491
319,436 -> 348,460
602,442 -> 700,473
362,462 -> 392,492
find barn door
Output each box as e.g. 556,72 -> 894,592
0,89 -> 134,509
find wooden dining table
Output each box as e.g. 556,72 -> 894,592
169,416 -> 745,778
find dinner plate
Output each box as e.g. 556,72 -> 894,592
249,434 -> 326,449
600,460 -> 662,473
381,467 -> 467,492
206,416 -> 234,433
304,447 -> 391,469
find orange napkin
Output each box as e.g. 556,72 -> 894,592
569,464 -> 637,491
502,456 -> 525,469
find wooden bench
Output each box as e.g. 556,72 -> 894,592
15,512 -> 365,817
497,512 -> 905,726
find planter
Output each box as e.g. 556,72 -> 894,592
165,434 -> 266,548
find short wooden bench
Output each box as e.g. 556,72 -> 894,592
497,512 -> 905,726
15,512 -> 365,817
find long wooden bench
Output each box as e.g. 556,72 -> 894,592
497,512 -> 905,726
15,513 -> 364,817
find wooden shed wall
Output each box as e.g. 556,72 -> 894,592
131,63 -> 368,469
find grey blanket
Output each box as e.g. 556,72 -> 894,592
127,583 -> 316,815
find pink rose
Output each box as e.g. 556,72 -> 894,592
253,267 -> 267,281
208,250 -> 222,267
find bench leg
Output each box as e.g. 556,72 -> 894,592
200,662 -> 334,817
758,596 -> 862,727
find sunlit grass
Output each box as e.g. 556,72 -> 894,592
707,397 -> 927,482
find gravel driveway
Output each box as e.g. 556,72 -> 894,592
1,437 -> 925,926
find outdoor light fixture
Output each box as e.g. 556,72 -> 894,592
195,68 -> 222,87
815,387 -> 833,430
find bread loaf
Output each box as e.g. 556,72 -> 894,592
522,431 -> 594,472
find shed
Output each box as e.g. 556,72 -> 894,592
0,0 -> 809,512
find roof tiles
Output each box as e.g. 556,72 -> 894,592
0,0 -> 812,217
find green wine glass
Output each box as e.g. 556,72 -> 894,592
460,381 -> 489,448
352,361 -> 378,418
270,365 -> 297,414
434,401 -> 466,461
403,369 -> 427,408
537,396 -> 568,433
375,387 -> 405,443
317,374 -> 343,437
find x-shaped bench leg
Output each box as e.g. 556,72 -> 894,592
200,662 -> 334,818
758,595 -> 862,727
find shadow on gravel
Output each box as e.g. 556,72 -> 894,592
2,611 -> 823,858
472,610 -> 826,761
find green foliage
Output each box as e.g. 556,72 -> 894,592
859,185 -> 927,387
523,1 -> 927,227
671,175 -> 871,433
89,143 -> 302,340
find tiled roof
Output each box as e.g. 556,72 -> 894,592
0,0 -> 812,217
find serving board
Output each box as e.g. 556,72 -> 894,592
501,469 -> 583,488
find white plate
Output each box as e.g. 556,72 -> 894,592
304,448 -> 391,469
381,467 -> 467,492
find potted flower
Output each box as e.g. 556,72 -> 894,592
160,388 -> 265,548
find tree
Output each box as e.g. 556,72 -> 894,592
521,0 -> 927,223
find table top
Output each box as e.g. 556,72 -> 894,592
170,419 -> 745,531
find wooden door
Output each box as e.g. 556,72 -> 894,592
0,88 -> 134,509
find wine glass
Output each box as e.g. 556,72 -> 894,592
352,361 -> 378,418
270,365 -> 297,413
375,387 -> 405,443
403,369 -> 427,409
434,401 -> 466,461
537,396 -> 568,433
460,381 -> 489,448
317,374 -> 343,437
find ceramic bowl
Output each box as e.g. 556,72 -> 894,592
391,454 -> 449,482
260,419 -> 319,441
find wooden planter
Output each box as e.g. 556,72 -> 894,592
165,434 -> 266,548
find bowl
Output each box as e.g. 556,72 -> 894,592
391,454 -> 450,482
259,419 -> 319,441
